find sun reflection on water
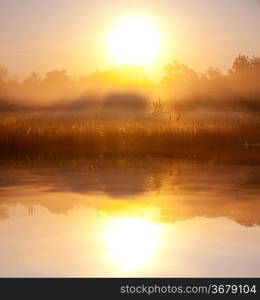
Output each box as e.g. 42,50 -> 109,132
103,217 -> 162,271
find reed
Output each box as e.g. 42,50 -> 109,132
1,113 -> 260,162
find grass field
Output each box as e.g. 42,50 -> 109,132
1,112 -> 260,163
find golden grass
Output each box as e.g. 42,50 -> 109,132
1,113 -> 260,163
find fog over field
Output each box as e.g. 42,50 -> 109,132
1,55 -> 260,121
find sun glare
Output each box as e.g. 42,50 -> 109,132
107,16 -> 161,67
103,217 -> 161,271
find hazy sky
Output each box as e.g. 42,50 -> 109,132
1,0 -> 260,77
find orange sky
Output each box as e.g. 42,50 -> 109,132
0,0 -> 260,78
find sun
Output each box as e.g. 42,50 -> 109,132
107,16 -> 161,67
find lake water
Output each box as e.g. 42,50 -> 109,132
0,158 -> 259,277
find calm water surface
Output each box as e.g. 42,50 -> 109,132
0,158 -> 259,277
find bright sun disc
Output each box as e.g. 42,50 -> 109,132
107,16 -> 161,66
